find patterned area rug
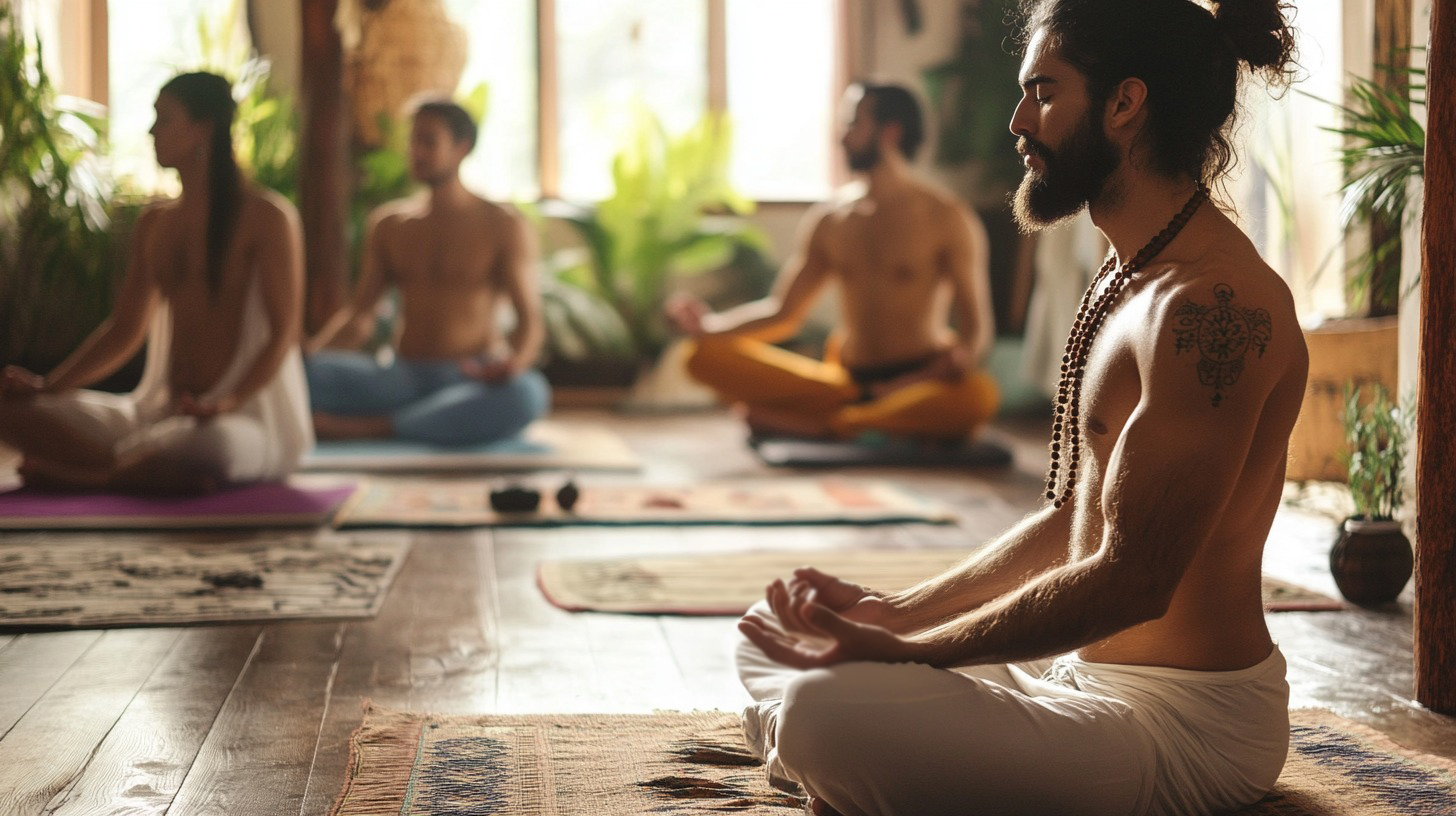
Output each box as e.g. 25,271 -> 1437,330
0,533 -> 410,630
330,708 -> 1454,815
536,549 -> 1343,615
336,478 -> 960,528
1243,710 -> 1456,814
329,709 -> 803,816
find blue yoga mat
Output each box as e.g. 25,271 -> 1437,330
301,422 -> 640,473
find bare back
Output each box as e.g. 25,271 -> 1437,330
816,182 -> 990,369
1070,206 -> 1308,671
144,187 -> 298,399
373,194 -> 520,359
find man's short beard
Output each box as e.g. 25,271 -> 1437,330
846,141 -> 880,173
1011,109 -> 1120,233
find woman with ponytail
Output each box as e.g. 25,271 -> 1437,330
0,72 -> 311,494
734,3 -> 1312,814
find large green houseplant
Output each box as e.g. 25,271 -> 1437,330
1329,383 -> 1413,605
544,107 -> 766,365
1317,57 -> 1426,314
0,5 -> 120,375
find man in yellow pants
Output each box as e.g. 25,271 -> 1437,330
667,82 -> 998,442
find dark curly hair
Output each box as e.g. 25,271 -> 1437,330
1018,0 -> 1298,183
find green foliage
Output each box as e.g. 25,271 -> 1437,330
183,0 -> 298,201
1310,58 -> 1426,313
921,0 -> 1024,194
0,5 -> 119,368
551,107 -> 767,361
1340,382 -> 1411,522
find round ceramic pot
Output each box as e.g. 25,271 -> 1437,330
1329,518 -> 1413,606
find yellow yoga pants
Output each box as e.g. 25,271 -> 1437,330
684,335 -> 999,440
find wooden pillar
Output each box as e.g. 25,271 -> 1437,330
1415,0 -> 1456,714
298,0 -> 349,334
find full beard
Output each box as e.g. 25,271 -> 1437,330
1011,113 -> 1120,233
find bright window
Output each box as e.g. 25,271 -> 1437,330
72,0 -> 843,203
443,0 -> 539,200
107,0 -> 248,194
725,0 -> 838,201
554,0 -> 708,201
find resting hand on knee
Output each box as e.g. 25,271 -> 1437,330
460,357 -> 519,384
1,366 -> 46,398
740,596 -> 924,670
765,569 -> 899,638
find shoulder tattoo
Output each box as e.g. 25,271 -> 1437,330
1171,283 -> 1272,407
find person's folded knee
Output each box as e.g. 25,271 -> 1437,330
682,334 -> 738,379
777,667 -> 877,771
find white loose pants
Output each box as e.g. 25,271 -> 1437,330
736,601 -> 1289,816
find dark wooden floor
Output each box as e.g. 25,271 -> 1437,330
0,408 -> 1450,815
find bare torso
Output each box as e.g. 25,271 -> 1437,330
818,183 -> 978,369
374,194 -> 517,360
1071,210 -> 1308,671
146,188 -> 285,399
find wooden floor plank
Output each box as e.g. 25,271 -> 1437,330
0,409 -> 1453,815
163,623 -> 344,816
0,631 -> 104,739
0,629 -> 182,816
658,615 -> 752,712
44,626 -> 263,816
299,531 -> 499,816
492,527 -> 625,713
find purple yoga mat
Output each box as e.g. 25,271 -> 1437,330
0,481 -> 358,529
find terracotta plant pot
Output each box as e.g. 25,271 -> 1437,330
1329,518 -> 1413,606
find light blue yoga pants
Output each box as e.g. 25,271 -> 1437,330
304,351 -> 550,446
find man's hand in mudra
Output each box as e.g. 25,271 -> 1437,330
740,567 -> 923,669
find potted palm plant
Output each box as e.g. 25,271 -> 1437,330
1329,382 -> 1413,605
1288,58 -> 1426,482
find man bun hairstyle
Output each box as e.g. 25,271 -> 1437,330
160,71 -> 241,299
855,81 -> 926,161
410,95 -> 478,151
1019,0 -> 1297,184
1212,0 -> 1298,80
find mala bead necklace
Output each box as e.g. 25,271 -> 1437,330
1045,183 -> 1209,508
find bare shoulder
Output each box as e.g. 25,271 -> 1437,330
477,197 -> 528,231
367,193 -> 427,234
796,198 -> 849,248
1143,243 -> 1305,407
242,185 -> 301,233
910,180 -> 983,242
132,197 -> 174,235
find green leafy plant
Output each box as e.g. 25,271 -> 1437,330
1340,382 -> 1411,522
1311,57 -> 1426,313
0,5 -> 120,370
184,0 -> 298,201
921,0 -> 1024,194
549,107 -> 766,361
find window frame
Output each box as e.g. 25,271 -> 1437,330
535,0 -> 857,201
76,0 -> 859,204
